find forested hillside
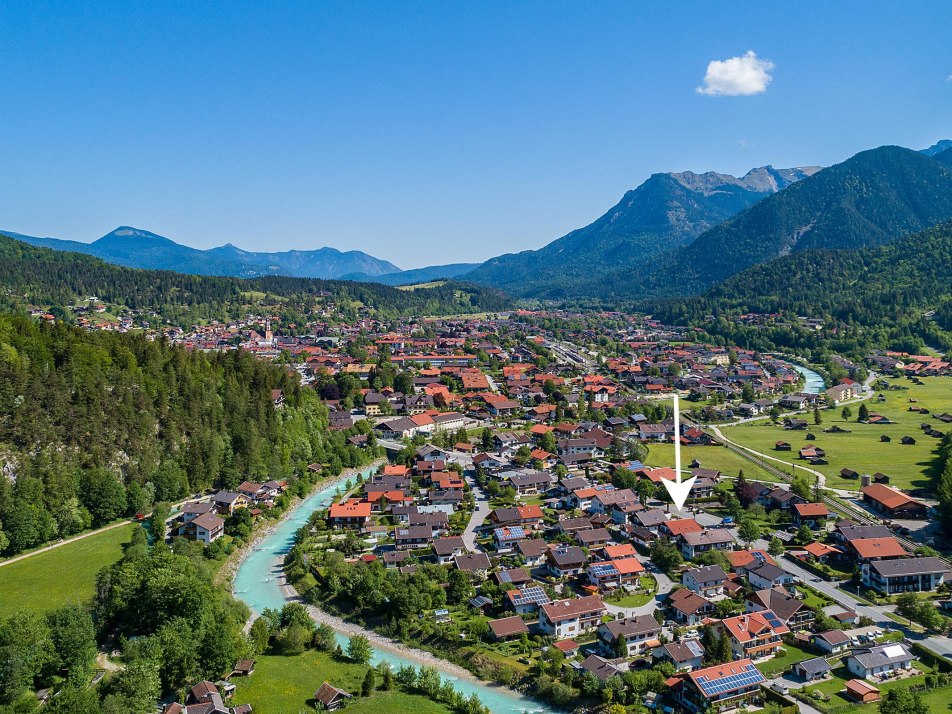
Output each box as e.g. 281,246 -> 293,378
0,233 -> 509,326
464,165 -> 817,297
0,314 -> 372,556
578,145 -> 952,300
652,220 -> 952,354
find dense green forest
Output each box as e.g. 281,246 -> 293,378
0,525 -> 256,713
0,233 -> 509,327
938,433 -> 952,537
0,313 -> 373,556
650,220 -> 952,354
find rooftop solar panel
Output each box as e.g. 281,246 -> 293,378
511,586 -> 550,606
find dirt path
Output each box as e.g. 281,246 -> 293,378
0,518 -> 134,569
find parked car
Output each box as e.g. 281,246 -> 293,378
771,682 -> 790,695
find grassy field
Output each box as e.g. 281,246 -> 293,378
757,641 -> 815,677
606,576 -> 658,607
0,523 -> 135,615
722,376 -> 952,490
395,281 -> 447,291
232,651 -> 451,713
801,661 -> 935,711
644,443 -> 786,483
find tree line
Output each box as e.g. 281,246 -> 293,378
0,232 -> 510,327
0,313 -> 373,556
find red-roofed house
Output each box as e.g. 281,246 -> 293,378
328,500 -> 372,529
716,610 -> 789,660
793,502 -> 830,529
679,659 -> 766,712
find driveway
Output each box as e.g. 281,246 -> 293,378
604,557 -> 675,618
462,470 -> 491,552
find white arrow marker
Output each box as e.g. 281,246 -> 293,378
660,393 -> 696,512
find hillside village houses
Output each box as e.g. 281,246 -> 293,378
123,308 -> 951,713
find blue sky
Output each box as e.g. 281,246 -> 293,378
1,2 -> 951,268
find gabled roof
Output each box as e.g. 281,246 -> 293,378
687,659 -> 765,699
600,614 -> 660,639
796,657 -> 832,675
848,643 -> 913,669
684,565 -> 727,584
664,518 -> 703,536
658,639 -> 705,663
793,502 -> 830,517
869,557 -> 949,578
668,588 -> 711,616
540,594 -> 605,622
813,629 -> 850,646
725,549 -> 776,570
720,609 -> 789,643
861,483 -> 918,510
489,616 -> 530,638
314,682 -> 352,706
804,541 -> 842,558
850,537 -> 907,559
747,587 -> 808,623
748,562 -> 787,583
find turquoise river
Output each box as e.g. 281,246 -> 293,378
233,465 -> 551,713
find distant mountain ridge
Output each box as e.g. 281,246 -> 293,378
5,226 -> 401,280
461,164 -> 820,297
619,145 -> 952,299
921,139 -> 952,156
341,263 -> 481,285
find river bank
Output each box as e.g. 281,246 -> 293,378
280,579 -> 485,684
231,460 -> 553,714
224,458 -> 385,591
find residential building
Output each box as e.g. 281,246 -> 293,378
792,502 -> 830,529
862,557 -> 948,594
679,659 -> 766,713
716,610 -> 790,660
792,657 -> 832,682
653,639 -> 705,672
747,562 -> 794,590
328,500 -> 372,529
177,512 -> 224,545
682,565 -> 728,597
538,595 -> 606,639
845,643 -> 914,680
597,615 -> 662,657
678,529 -> 735,559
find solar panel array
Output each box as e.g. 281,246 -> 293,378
763,611 -> 784,629
511,586 -> 550,607
696,663 -> 765,697
494,526 -> 526,540
589,563 -> 619,577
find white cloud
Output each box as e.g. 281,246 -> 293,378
697,50 -> 774,96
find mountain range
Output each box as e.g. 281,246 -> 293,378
461,165 -> 820,297
6,141 -> 952,307
618,144 -> 952,298
5,226 -> 402,280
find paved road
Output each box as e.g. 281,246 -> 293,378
754,536 -> 952,657
462,470 -> 491,552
